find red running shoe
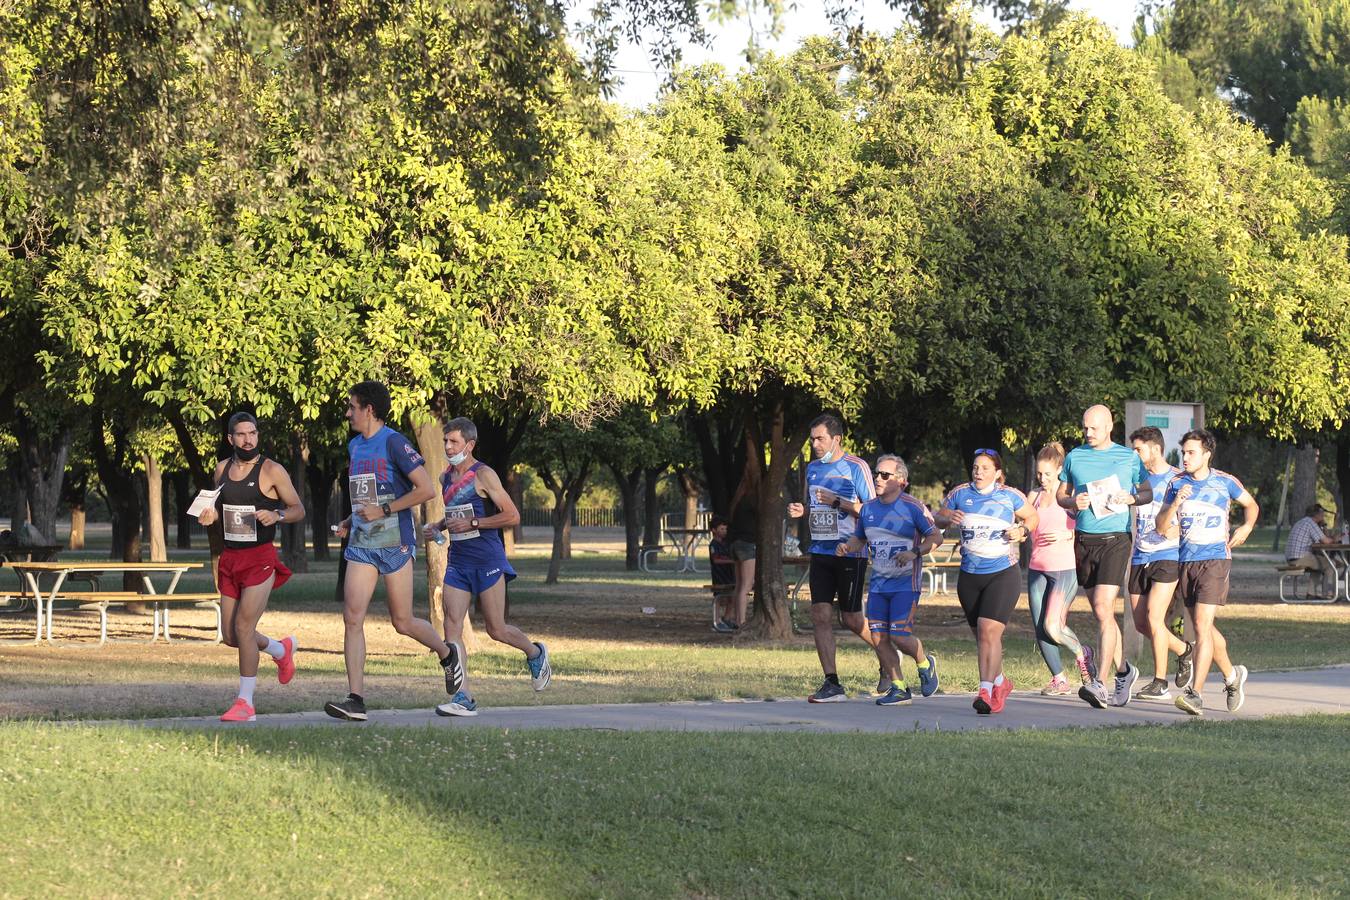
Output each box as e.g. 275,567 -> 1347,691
220,698 -> 256,722
990,676 -> 1015,713
973,688 -> 994,715
276,636 -> 297,685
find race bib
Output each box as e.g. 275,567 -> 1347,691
809,506 -> 840,543
960,513 -> 1013,559
349,473 -> 399,548
445,503 -> 481,542
223,504 -> 257,542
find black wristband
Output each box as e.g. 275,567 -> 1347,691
831,498 -> 842,510
381,501 -> 392,516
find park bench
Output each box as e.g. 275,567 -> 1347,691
45,590 -> 223,646
1275,563 -> 1333,604
923,539 -> 961,595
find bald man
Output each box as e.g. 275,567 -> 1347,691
1057,405 -> 1153,710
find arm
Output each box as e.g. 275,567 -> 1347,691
1056,477 -> 1088,511
442,466 -> 520,534
1156,484 -> 1188,536
360,465 -> 436,521
835,535 -> 866,556
257,461 -> 306,526
933,499 -> 961,530
1011,502 -> 1039,542
196,461 -> 229,526
1227,491 -> 1259,550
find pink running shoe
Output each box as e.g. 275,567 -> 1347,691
1041,676 -> 1072,696
276,636 -> 297,685
220,698 -> 256,722
973,688 -> 994,715
990,676 -> 1015,713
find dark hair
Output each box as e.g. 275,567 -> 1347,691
973,447 -> 1006,484
809,414 -> 844,438
1128,426 -> 1165,452
709,515 -> 729,531
226,411 -> 258,434
1307,503 -> 1327,516
349,381 -> 392,421
1180,428 -> 1216,454
443,417 -> 478,443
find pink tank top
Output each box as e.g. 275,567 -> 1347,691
1028,489 -> 1076,572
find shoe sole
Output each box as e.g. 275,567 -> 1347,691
532,643 -> 552,691
324,703 -> 368,722
443,644 -> 465,696
807,693 -> 848,703
1175,696 -> 1204,717
1041,686 -> 1072,696
1133,692 -> 1172,702
278,637 -> 297,686
435,704 -> 479,718
973,698 -> 992,715
1227,667 -> 1248,713
1078,685 -> 1107,709
876,697 -> 913,706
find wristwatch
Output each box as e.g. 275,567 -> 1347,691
276,509 -> 285,522
381,501 -> 392,516
470,518 -> 479,529
831,498 -> 842,510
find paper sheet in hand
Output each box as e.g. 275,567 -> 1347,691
186,487 -> 222,517
1085,475 -> 1127,519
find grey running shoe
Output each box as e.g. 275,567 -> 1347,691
1078,679 -> 1108,709
1175,641 -> 1195,690
1175,687 -> 1204,716
1110,661 -> 1140,707
808,680 -> 848,703
1225,665 -> 1248,713
1134,678 -> 1171,702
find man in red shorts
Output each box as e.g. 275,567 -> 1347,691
197,412 -> 305,722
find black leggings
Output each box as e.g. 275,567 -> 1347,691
957,565 -> 1021,628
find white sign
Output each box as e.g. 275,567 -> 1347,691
186,487 -> 222,517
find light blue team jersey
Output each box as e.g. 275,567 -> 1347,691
1162,469 -> 1247,563
941,483 -> 1027,575
1132,466 -> 1182,564
347,426 -> 426,549
806,454 -> 875,557
854,493 -> 937,594
1060,442 -> 1147,534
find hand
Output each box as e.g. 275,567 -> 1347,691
787,502 -> 804,519
256,510 -> 282,527
197,507 -> 218,527
1228,524 -> 1253,550
444,516 -> 475,534
814,488 -> 839,506
1007,523 -> 1029,544
1042,529 -> 1071,545
356,502 -> 384,523
894,550 -> 918,566
1174,484 -> 1193,504
1074,492 -> 1091,511
332,519 -> 350,539
944,509 -> 965,526
835,542 -> 850,557
1108,491 -> 1134,506
421,522 -> 441,540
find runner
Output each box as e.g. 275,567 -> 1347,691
935,449 -> 1037,715
325,381 -> 461,722
835,454 -> 943,706
197,412 -> 303,722
1155,429 -> 1255,716
1126,426 -> 1193,703
1025,442 -> 1090,696
425,417 -> 551,717
786,414 -> 878,702
1057,404 -> 1153,710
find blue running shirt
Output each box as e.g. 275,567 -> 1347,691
1162,470 -> 1246,563
941,483 -> 1026,575
854,493 -> 937,593
1132,467 -> 1182,565
1060,442 -> 1147,534
347,426 -> 426,549
805,454 -> 875,557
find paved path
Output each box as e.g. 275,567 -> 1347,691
117,666 -> 1350,734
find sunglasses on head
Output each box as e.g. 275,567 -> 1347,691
974,448 -> 1001,460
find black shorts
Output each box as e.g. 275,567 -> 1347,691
1075,532 -> 1131,590
1179,559 -> 1230,607
956,565 -> 1021,628
809,554 -> 867,614
1128,559 -> 1180,597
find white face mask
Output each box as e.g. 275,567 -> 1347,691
448,450 -> 468,466
820,447 -> 836,464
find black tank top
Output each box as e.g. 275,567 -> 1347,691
216,457 -> 279,548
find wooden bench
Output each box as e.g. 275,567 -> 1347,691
1275,564 -> 1332,604
46,591 -> 222,645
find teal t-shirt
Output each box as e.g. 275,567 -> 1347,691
1059,442 -> 1147,534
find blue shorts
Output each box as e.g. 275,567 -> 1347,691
444,561 -> 517,596
867,590 -> 920,636
344,544 -> 415,575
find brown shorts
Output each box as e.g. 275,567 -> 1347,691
218,543 -> 292,600
1178,559 -> 1230,607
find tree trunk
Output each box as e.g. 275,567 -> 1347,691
680,469 -> 701,530
745,400 -> 800,641
544,463 -> 592,585
1289,442 -> 1320,526
642,466 -> 665,550
504,468 -> 524,552
91,418 -> 143,592
607,463 -> 643,570
335,470 -> 350,603
306,461 -> 333,561
171,471 -> 192,549
144,454 -> 167,563
281,432 -> 309,573
63,466 -> 88,551
414,416 -> 450,634
1335,433 -> 1350,540
165,407 -> 225,569
14,414 -> 70,544
6,460 -> 29,529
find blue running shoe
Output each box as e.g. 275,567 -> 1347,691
876,684 -> 913,706
435,690 -> 478,717
527,641 -> 552,691
917,653 -> 939,697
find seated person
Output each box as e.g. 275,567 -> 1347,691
708,516 -> 738,633
1286,504 -> 1336,598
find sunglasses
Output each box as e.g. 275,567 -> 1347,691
875,471 -> 901,481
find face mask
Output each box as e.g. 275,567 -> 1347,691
448,450 -> 468,466
234,445 -> 260,462
820,447 -> 836,464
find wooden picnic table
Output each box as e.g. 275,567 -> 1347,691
3,561 -> 214,646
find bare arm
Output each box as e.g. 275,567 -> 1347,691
196,461 -> 229,526
257,460 -> 305,526
1228,491 -> 1259,550
439,466 -> 520,534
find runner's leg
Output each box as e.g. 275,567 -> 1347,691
478,575 -> 537,656
1190,601 -> 1219,697
1027,569 -> 1064,679
733,557 -> 754,627
342,562 -> 379,696
384,559 -> 451,655
441,585 -> 474,691
1145,580 -> 1186,680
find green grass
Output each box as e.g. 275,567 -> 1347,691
2,716 -> 1347,897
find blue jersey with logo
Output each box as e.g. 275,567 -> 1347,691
1060,442 -> 1147,534
854,493 -> 937,594
805,454 -> 875,557
1132,467 -> 1182,564
441,462 -> 509,569
942,483 -> 1026,575
347,426 -> 426,549
1163,469 -> 1246,563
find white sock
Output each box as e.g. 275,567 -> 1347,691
993,674 -> 1005,687
1224,669 -> 1237,686
264,638 -> 285,660
979,680 -> 993,693
238,676 -> 256,705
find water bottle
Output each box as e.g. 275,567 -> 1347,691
1341,521 -> 1349,545
434,529 -> 448,546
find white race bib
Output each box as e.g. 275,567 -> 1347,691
809,506 -> 840,543
445,503 -> 481,542
223,504 -> 258,542
960,513 -> 1013,559
349,473 -> 399,548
